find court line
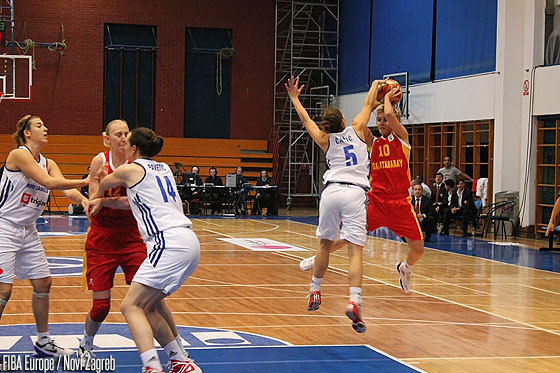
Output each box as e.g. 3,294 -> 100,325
364,344 -> 428,373
402,355 -> 560,361
200,224 -> 560,338
274,251 -> 560,337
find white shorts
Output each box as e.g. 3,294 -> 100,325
0,218 -> 50,283
316,183 -> 368,246
133,226 -> 200,295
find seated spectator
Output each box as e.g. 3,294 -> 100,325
408,175 -> 431,198
233,166 -> 249,215
205,167 -> 224,215
442,180 -> 477,237
253,170 -> 277,216
411,184 -> 436,242
183,166 -> 204,214
430,172 -> 448,223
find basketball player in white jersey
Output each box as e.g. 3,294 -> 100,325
91,127 -> 201,373
0,115 -> 89,357
79,120 -> 189,365
286,76 -> 383,333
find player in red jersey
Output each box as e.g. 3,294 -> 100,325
367,87 -> 424,294
79,120 -> 187,364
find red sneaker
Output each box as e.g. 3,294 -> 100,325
142,367 -> 165,373
345,301 -> 366,333
168,359 -> 202,373
307,290 -> 321,311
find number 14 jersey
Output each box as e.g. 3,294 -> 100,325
369,133 -> 411,197
127,158 -> 192,242
323,126 -> 370,189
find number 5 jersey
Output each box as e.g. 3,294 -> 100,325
322,126 -> 370,189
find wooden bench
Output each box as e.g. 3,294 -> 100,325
0,134 -> 273,212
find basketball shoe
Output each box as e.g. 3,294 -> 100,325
142,367 -> 165,373
307,290 -> 321,311
77,346 -> 95,364
345,301 -> 366,333
396,261 -> 412,294
34,339 -> 74,357
168,358 -> 203,373
299,255 -> 315,271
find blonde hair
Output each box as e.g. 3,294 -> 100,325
102,119 -> 128,147
13,115 -> 39,147
376,104 -> 402,122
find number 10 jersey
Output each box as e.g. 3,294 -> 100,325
322,126 -> 370,189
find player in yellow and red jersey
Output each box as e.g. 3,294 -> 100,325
367,86 -> 425,295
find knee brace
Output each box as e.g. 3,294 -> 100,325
32,291 -> 50,299
89,299 -> 111,322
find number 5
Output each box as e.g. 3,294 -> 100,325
344,145 -> 357,166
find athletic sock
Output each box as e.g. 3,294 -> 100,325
163,340 -> 186,361
140,349 -> 163,371
310,276 -> 323,292
80,333 -> 94,350
37,331 -> 51,344
349,287 -> 362,305
175,335 -> 189,358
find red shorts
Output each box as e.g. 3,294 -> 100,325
367,193 -> 423,241
84,226 -> 147,291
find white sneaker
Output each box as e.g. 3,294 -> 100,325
77,346 -> 95,364
299,255 -> 315,271
396,262 -> 412,294
34,339 -> 74,357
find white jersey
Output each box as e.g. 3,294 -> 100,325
0,146 -> 49,226
127,158 -> 192,247
322,126 -> 370,188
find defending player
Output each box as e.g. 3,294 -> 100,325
79,120 -> 187,365
286,76 -> 383,333
92,127 -> 201,373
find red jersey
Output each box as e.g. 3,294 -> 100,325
89,151 -> 139,230
369,133 -> 411,197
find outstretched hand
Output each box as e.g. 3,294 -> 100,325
285,76 -> 304,99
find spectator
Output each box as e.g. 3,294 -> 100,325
430,172 -> 448,223
204,167 -> 223,215
411,184 -> 436,242
408,174 -> 431,198
253,170 -> 277,216
183,166 -> 203,215
442,180 -> 477,237
233,166 -> 249,215
437,156 -> 473,183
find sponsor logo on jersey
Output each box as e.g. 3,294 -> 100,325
20,193 -> 31,204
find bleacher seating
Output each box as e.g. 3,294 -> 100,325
0,134 -> 273,212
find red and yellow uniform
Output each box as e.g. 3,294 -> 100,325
367,133 -> 422,241
83,151 -> 147,291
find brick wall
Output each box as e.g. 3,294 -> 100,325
0,0 -> 274,140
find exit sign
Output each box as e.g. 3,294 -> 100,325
0,22 -> 4,31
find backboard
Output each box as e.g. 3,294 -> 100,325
0,54 -> 33,100
383,72 -> 409,119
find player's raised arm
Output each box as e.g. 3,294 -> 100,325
285,76 -> 329,151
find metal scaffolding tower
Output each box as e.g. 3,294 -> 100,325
274,0 -> 339,208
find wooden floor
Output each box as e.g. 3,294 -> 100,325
2,213 -> 560,372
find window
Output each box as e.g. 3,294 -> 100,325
104,24 -> 157,129
407,120 -> 493,200
536,119 -> 560,232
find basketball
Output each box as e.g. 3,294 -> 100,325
376,79 -> 401,104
